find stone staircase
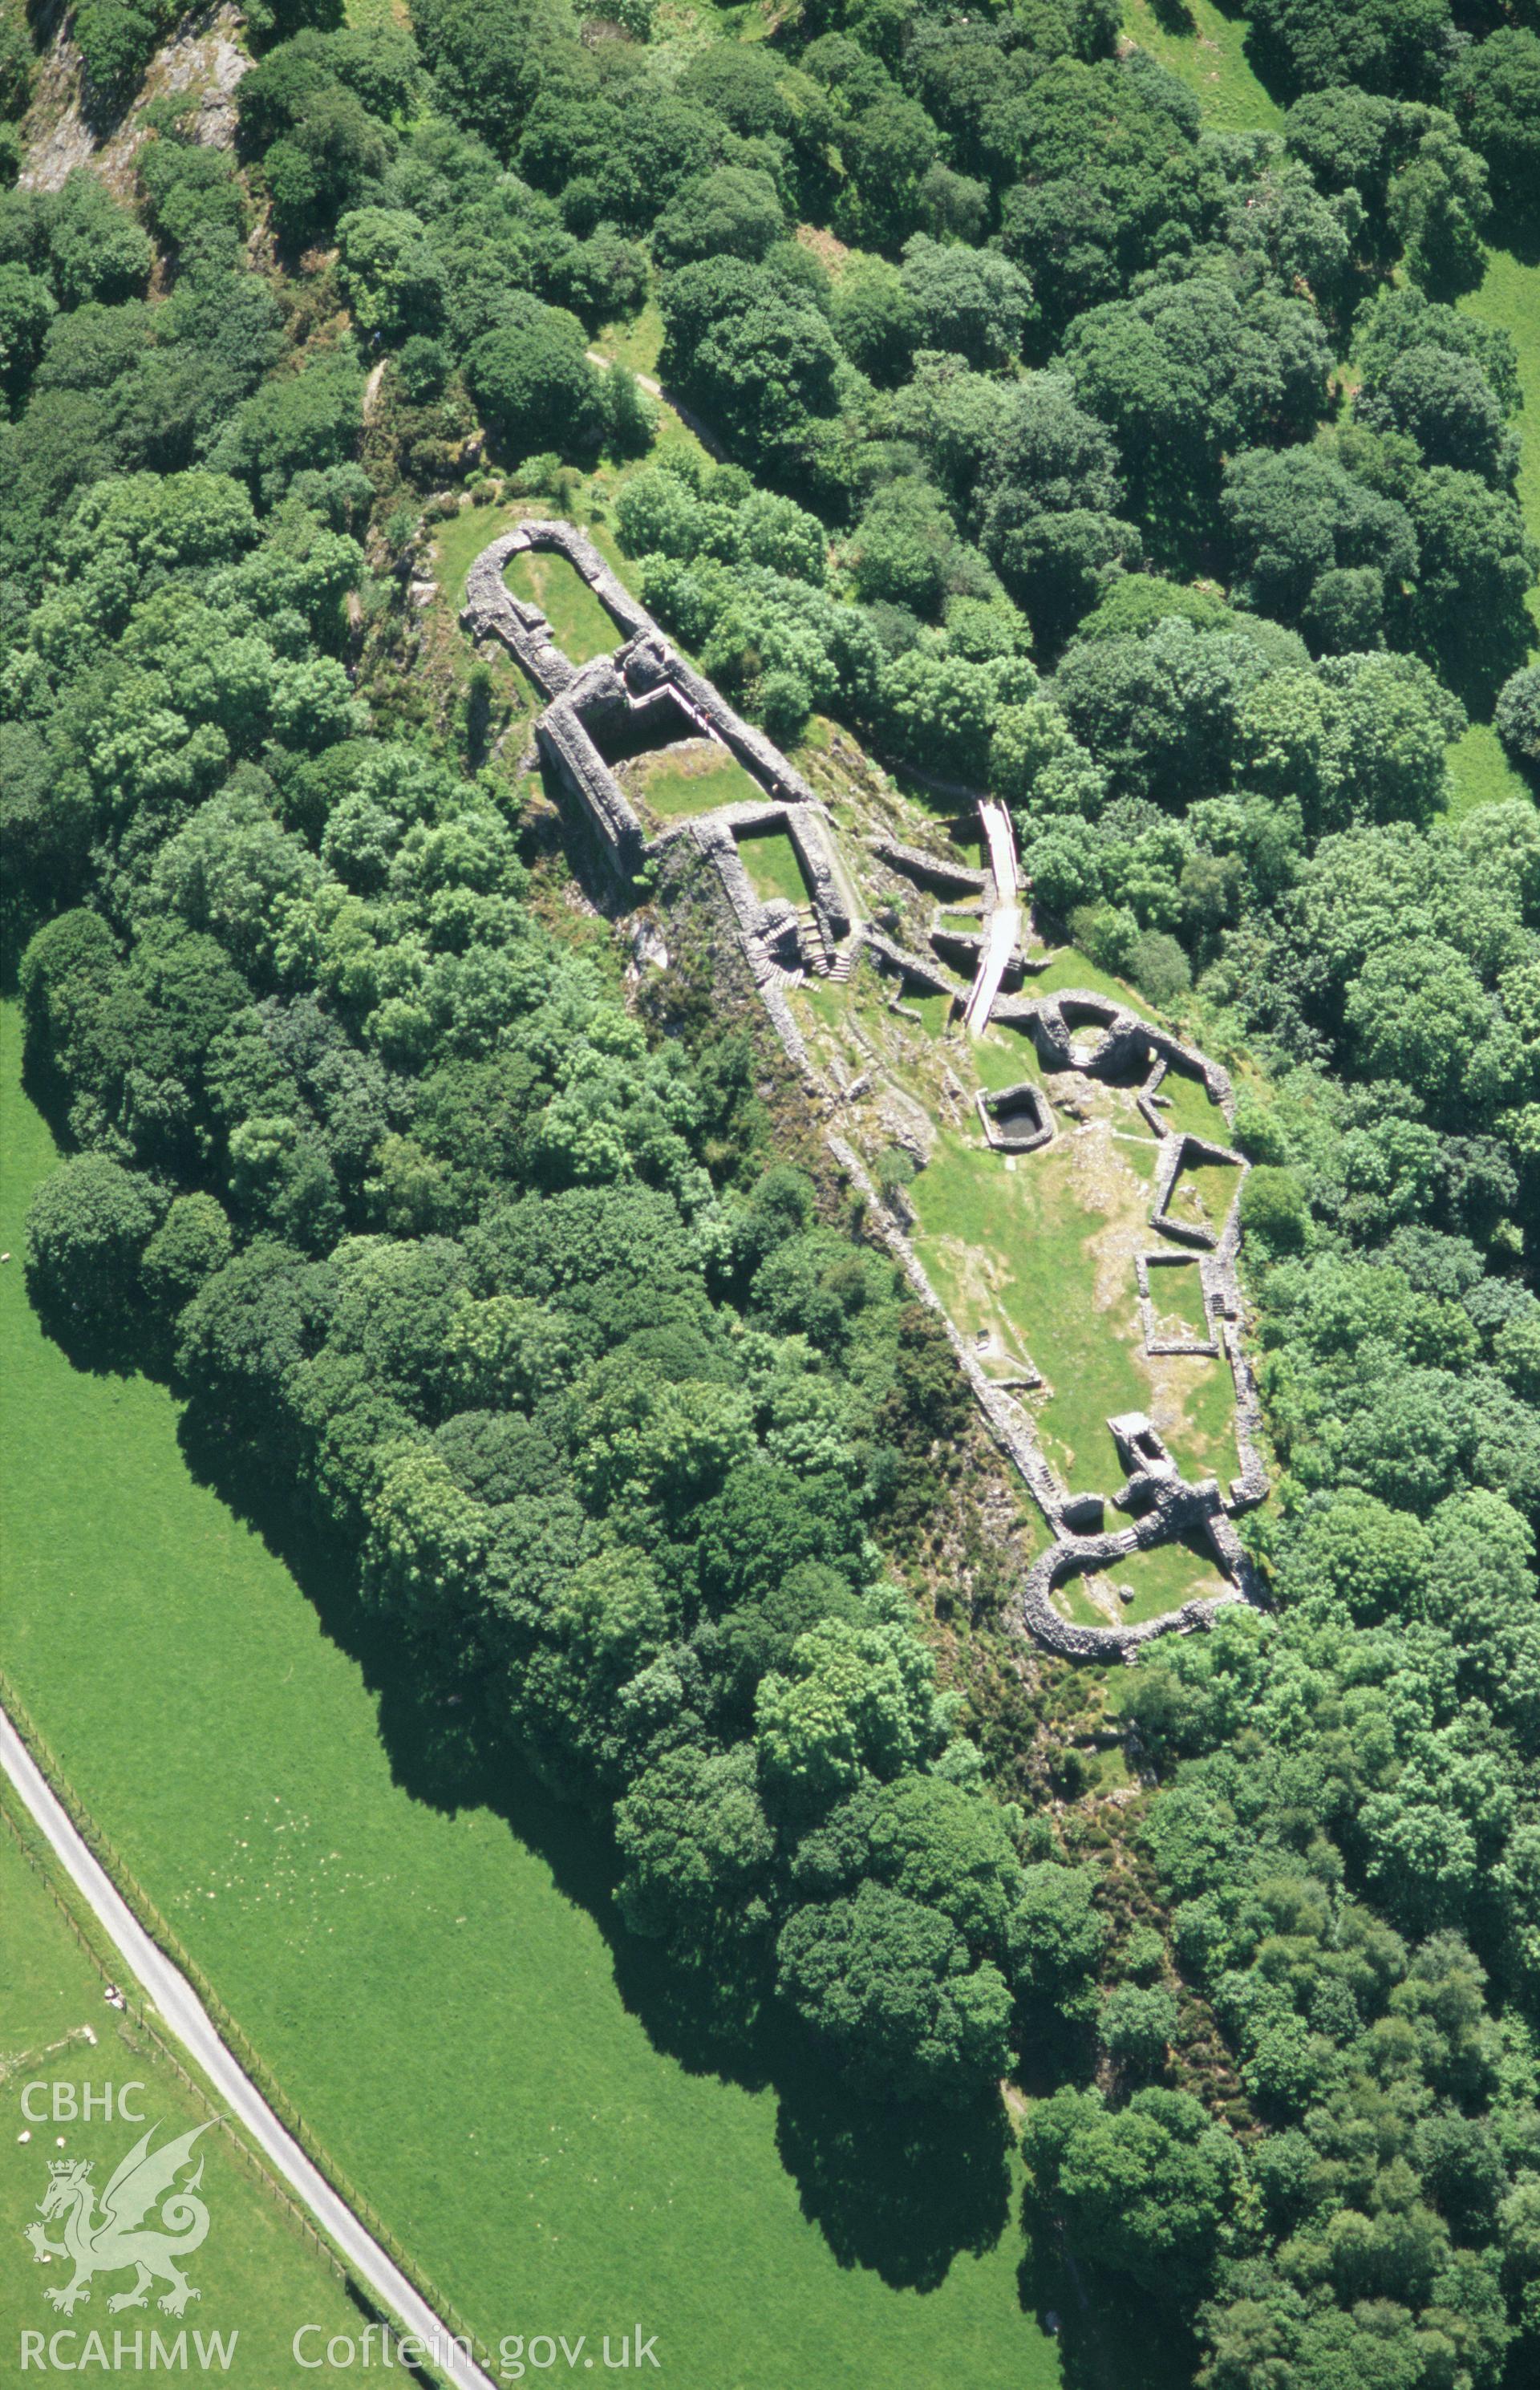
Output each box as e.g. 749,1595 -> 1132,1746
795,903 -> 831,974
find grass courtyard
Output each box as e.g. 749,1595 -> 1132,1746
504,547 -> 623,664
0,1803 -> 364,2368
0,1004 -> 1057,2390
1155,1066 -> 1233,1145
1052,1535 -> 1232,1632
911,1116 -> 1241,1502
622,739 -> 768,822
787,930 -> 1246,1547
736,825 -> 811,907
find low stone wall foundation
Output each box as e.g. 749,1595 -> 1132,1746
462,523 -> 1270,1663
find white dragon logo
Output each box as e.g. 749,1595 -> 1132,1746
25,2121 -> 213,2317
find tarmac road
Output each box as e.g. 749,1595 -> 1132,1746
0,1701 -> 500,2390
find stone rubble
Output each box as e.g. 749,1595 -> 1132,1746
464,524 -> 1273,1659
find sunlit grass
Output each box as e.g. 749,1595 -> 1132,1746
0,1811 -> 366,2358
1121,0 -> 1284,134
0,1006 -> 1059,2390
736,826 -> 810,906
1461,244 -> 1540,650
629,743 -> 768,820
1031,951 -> 1152,1011
593,300 -> 666,381
505,547 -> 624,662
912,1124 -> 1237,1497
1446,720 -> 1533,818
1155,1066 -> 1233,1144
1060,1535 -> 1230,1629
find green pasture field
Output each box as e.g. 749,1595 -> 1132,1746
1447,720 -> 1532,820
1462,243 -> 1540,650
0,1808 -> 364,2370
735,826 -> 810,906
625,742 -> 768,820
504,549 -> 622,663
0,1006 -> 1058,2390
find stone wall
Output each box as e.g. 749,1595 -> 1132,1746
975,1082 -> 1055,1154
992,990 -> 1234,1113
1149,1130 -> 1245,1250
461,525 -> 1270,1661
534,662 -> 650,876
1136,1252 -> 1221,1359
862,926 -> 969,1000
463,529 -> 581,696
464,523 -> 835,901
833,1116 -> 1258,1655
626,634 -> 820,812
868,837 -> 989,896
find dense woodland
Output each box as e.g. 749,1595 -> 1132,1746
3,1 -> 1540,2384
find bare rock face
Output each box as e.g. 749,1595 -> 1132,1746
21,5 -> 249,198
877,1084 -> 936,1170
629,922 -> 669,974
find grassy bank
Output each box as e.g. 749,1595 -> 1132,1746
0,1003 -> 1057,2390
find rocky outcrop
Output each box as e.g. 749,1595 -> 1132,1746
20,4 -> 249,196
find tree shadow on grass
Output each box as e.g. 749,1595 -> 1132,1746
776,2076 -> 1014,2292
1490,206 -> 1540,273
10,1023 -> 152,1379
1019,2208 -> 1200,2390
1436,605 -> 1538,723
22,1260 -> 166,1381
172,1408 -> 1023,2305
18,1013 -> 79,1157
